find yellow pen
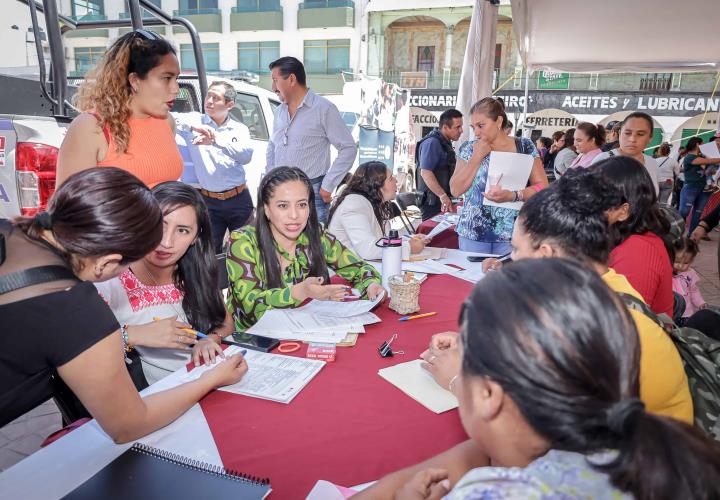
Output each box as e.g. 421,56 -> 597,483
399,312 -> 437,322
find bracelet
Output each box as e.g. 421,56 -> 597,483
530,183 -> 544,193
512,191 -> 519,202
698,221 -> 710,231
517,190 -> 525,202
448,374 -> 459,394
121,324 -> 133,353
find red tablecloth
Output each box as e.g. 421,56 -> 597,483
198,274 -> 472,498
417,219 -> 459,249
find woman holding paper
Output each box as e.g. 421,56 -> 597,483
226,167 -> 384,330
327,161 -> 429,260
450,97 -> 547,254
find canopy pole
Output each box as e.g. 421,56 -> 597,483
521,68 -> 530,137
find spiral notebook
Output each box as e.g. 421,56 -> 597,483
62,443 -> 271,499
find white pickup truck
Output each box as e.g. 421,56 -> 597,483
1,0 -> 272,218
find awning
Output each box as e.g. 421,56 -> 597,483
510,0 -> 720,73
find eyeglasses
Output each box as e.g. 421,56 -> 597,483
133,29 -> 161,41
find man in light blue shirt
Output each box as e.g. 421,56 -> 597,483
266,57 -> 357,224
176,81 -> 254,253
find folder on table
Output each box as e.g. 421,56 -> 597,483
62,443 -> 271,499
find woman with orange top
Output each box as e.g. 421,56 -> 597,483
57,30 -> 184,187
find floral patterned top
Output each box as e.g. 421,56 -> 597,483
455,137 -> 539,243
445,449 -> 630,499
226,226 -> 381,330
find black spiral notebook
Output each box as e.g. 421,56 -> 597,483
62,443 -> 271,499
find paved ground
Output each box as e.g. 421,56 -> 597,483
1,229 -> 718,473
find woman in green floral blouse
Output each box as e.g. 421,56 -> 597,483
227,166 -> 384,330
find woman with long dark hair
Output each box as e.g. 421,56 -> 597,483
0,168 -> 246,441
58,30 -> 183,187
591,156 -> 675,316
327,161 -> 428,260
226,166 -> 383,330
362,258 -> 717,499
96,182 -> 232,386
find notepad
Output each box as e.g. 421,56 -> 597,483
62,443 -> 271,499
483,151 -> 534,210
378,359 -> 458,414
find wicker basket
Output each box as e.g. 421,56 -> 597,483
388,275 -> 422,315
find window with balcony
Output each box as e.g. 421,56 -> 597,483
299,0 -> 355,8
180,43 -> 220,72
73,46 -> 105,76
71,0 -> 104,19
238,41 -> 279,75
234,0 -> 282,12
303,39 -> 350,74
121,0 -> 160,18
178,0 -> 219,15
640,73 -> 672,91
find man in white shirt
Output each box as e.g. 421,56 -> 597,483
175,82 -> 254,253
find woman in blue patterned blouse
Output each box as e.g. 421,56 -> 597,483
450,97 -> 548,254
356,259 -> 720,500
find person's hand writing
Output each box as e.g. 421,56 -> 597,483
394,468 -> 451,500
318,188 -> 333,204
482,258 -> 504,273
483,189 -> 515,203
200,353 -> 248,387
129,316 -> 196,350
420,331 -> 462,390
191,337 -> 225,367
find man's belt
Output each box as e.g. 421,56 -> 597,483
199,184 -> 246,201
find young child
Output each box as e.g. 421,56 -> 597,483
672,237 -> 707,322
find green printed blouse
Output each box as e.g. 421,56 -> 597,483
226,226 -> 381,330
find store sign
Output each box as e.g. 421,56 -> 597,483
409,89 -> 720,117
537,71 -> 570,90
400,71 -> 428,89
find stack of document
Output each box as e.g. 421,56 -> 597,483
245,292 -> 385,343
182,346 -> 324,404
430,213 -> 459,225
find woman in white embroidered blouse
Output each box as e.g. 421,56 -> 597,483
96,182 -> 233,385
327,161 -> 428,260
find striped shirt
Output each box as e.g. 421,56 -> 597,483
266,89 -> 357,193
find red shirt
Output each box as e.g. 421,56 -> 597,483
609,232 -> 674,317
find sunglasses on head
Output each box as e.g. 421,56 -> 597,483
133,29 -> 161,41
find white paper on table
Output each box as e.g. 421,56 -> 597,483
378,359 -> 458,414
425,220 -> 454,239
483,151 -> 534,210
297,291 -> 385,317
401,260 -> 458,275
182,346 -> 324,404
699,140 -> 720,160
430,213 -> 459,225
405,246 -> 447,262
248,299 -> 383,335
451,266 -> 486,284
